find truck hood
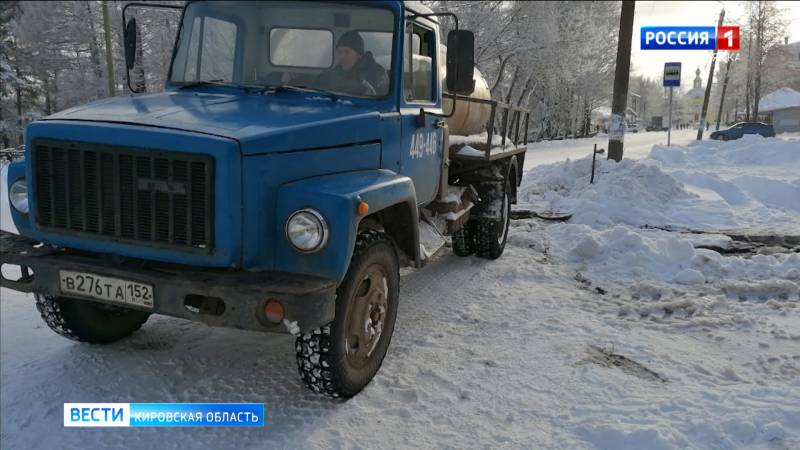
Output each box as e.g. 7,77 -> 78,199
44,89 -> 385,154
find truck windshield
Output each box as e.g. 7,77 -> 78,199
170,1 -> 395,98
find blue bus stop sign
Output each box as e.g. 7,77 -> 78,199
663,62 -> 681,87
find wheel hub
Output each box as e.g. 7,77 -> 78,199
345,265 -> 389,367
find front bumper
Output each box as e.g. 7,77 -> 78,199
0,232 -> 336,334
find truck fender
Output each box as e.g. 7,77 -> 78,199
275,169 -> 419,283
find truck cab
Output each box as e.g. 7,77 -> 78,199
2,0 -> 527,399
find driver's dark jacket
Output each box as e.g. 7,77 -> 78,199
317,52 -> 389,96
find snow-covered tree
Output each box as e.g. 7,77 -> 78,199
0,1 -> 182,145
742,0 -> 788,119
428,1 -> 620,140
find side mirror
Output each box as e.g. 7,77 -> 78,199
124,18 -> 137,71
446,30 -> 475,95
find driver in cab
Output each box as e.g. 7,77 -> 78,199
282,30 -> 388,97
323,30 -> 389,96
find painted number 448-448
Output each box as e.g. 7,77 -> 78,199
409,129 -> 441,159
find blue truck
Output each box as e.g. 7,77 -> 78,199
1,0 -> 529,398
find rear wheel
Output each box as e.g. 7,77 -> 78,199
34,294 -> 150,344
451,221 -> 475,256
295,230 -> 399,399
474,176 -> 511,260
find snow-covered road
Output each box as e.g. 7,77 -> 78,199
2,133 -> 798,449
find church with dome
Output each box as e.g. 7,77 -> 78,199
685,67 -> 706,125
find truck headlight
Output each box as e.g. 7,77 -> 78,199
9,178 -> 29,214
286,209 -> 328,252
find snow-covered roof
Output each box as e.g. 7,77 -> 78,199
759,87 -> 800,112
686,86 -> 705,100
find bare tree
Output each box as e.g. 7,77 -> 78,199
744,0 -> 788,119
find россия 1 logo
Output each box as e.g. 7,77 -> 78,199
641,26 -> 740,50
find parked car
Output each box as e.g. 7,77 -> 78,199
626,123 -> 639,133
710,122 -> 775,140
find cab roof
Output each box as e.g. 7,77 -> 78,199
403,1 -> 435,16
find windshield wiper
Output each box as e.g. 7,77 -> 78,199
178,80 -> 263,92
178,79 -> 230,89
178,81 -> 340,100
262,84 -> 339,101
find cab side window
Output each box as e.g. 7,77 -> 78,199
404,23 -> 436,103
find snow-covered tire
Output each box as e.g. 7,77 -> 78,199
295,230 -> 399,399
474,176 -> 511,260
34,294 -> 150,344
451,222 -> 475,256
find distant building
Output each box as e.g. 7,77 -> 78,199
685,67 -> 705,125
765,40 -> 800,93
627,92 -> 641,125
759,87 -> 800,133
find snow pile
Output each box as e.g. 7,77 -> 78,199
650,134 -> 800,171
520,134 -> 800,299
520,156 -> 702,228
548,223 -> 800,291
650,135 -> 800,233
521,134 -> 800,233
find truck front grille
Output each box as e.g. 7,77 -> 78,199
32,139 -> 214,252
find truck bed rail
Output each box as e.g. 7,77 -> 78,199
445,93 -> 530,161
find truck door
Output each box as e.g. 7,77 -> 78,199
399,21 -> 443,205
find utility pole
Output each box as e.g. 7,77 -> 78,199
715,55 -> 734,131
102,0 -> 116,97
697,7 -> 725,140
607,0 -> 635,162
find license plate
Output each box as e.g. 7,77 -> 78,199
59,270 -> 154,310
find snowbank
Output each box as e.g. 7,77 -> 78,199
518,156 -> 718,229
651,134 -> 800,171
520,134 -> 800,234
520,133 -> 800,294
547,223 -> 800,289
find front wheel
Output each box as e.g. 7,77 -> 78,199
295,230 -> 399,399
34,294 -> 150,344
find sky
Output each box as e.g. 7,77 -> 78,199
631,1 -> 800,92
